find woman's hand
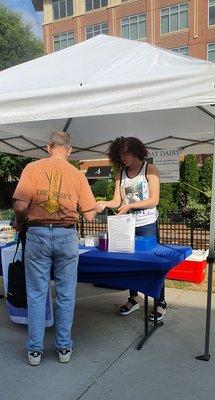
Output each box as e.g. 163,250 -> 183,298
117,204 -> 131,215
95,201 -> 106,213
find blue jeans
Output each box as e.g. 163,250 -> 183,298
130,222 -> 165,304
25,226 -> 79,352
135,222 -> 158,238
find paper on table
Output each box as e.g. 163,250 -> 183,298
108,214 -> 135,253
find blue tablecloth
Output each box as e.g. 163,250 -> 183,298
78,244 -> 192,299
1,242 -> 192,300
0,242 -> 15,275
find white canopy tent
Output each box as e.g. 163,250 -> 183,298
0,35 -> 214,158
0,34 -> 214,359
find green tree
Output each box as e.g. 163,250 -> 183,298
0,5 -> 43,70
185,198 -> 210,228
177,159 -> 186,206
70,160 -> 80,170
0,5 -> 43,208
176,155 -> 200,213
0,154 -> 34,208
105,167 -> 116,201
158,183 -> 178,220
91,179 -> 110,198
106,179 -> 115,200
0,153 -> 34,181
183,154 -> 200,201
177,155 -> 211,227
199,156 -> 213,199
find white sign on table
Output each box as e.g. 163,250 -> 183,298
108,214 -> 135,253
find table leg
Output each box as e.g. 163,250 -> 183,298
137,296 -> 164,350
144,294 -> 148,336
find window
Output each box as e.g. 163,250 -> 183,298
171,46 -> 188,55
208,43 -> 215,62
209,0 -> 215,25
85,22 -> 108,39
52,0 -> 73,20
161,3 -> 188,34
85,0 -> 108,12
121,13 -> 146,40
53,31 -> 75,51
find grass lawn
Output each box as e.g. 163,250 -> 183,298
165,265 -> 215,292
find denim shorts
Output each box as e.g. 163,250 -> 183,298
135,221 -> 159,240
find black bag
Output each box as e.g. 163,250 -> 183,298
7,233 -> 27,309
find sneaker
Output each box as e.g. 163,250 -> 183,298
118,297 -> 140,316
149,301 -> 167,322
57,348 -> 72,363
27,351 -> 42,366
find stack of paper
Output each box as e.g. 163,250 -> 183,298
108,214 -> 135,253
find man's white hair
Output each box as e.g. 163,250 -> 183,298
48,131 -> 72,148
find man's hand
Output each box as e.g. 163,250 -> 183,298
12,221 -> 25,232
117,204 -> 130,215
13,199 -> 29,230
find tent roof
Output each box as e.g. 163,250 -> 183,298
0,34 -> 214,158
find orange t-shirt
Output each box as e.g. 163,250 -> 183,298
13,157 -> 96,225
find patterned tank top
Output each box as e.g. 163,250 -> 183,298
120,162 -> 158,227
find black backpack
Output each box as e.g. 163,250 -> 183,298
7,233 -> 27,309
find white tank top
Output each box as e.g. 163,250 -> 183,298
120,162 -> 158,227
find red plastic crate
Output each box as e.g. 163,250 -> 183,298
166,260 -> 207,283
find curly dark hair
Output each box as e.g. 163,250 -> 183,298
107,136 -> 148,169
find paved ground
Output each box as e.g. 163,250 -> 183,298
0,282 -> 215,400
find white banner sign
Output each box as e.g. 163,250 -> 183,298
148,149 -> 180,183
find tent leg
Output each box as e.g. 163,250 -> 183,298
196,258 -> 214,361
195,108 -> 215,361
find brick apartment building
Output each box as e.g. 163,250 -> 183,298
31,1 -> 215,171
32,1 -> 215,60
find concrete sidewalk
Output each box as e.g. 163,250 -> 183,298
0,282 -> 215,400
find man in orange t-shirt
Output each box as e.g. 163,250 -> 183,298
13,131 -> 97,366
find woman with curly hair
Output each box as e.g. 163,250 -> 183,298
97,136 -> 166,321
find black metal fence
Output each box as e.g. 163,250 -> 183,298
78,211 -> 109,237
78,211 -> 209,250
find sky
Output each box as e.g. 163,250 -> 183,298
0,0 -> 43,38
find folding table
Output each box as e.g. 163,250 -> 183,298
1,242 -> 192,347
78,244 -> 192,349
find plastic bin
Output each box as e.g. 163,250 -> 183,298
135,236 -> 157,251
166,260 -> 207,283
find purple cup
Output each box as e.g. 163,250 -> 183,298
98,232 -> 108,251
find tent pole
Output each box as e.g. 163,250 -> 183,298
196,107 -> 215,361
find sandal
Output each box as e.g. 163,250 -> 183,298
119,296 -> 140,316
149,301 -> 167,322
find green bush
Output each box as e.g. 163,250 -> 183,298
0,209 -> 13,220
91,179 -> 110,198
199,157 -> 213,201
184,198 -> 210,228
158,183 -> 178,220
